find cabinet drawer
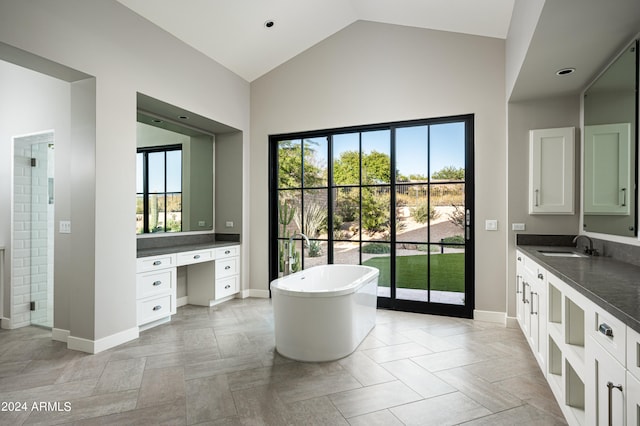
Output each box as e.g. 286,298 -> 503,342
524,257 -> 546,282
590,305 -> 627,366
627,327 -> 640,380
216,257 -> 238,279
216,275 -> 239,299
216,245 -> 239,259
136,269 -> 175,299
137,294 -> 173,325
137,254 -> 177,273
177,249 -> 215,266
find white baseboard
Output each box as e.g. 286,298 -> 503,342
176,296 -> 188,307
474,310 -> 506,325
506,316 -> 519,329
67,326 -> 139,354
246,289 -> 270,299
0,316 -> 11,329
52,328 -> 70,342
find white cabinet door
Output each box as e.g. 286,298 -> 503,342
587,337 -> 626,426
627,372 -> 640,426
584,123 -> 631,215
516,252 -> 526,326
529,127 -> 575,214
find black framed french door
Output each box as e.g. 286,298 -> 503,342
268,115 -> 474,318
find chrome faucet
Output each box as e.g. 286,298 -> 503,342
285,233 -> 310,275
573,235 -> 598,256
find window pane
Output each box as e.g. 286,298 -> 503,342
304,240 -> 327,269
430,122 -> 465,182
333,241 -> 359,265
303,137 -> 328,188
396,126 -> 428,182
278,139 -> 302,188
148,152 -> 165,193
166,194 -> 182,232
301,189 -> 328,238
395,245 -> 428,302
430,248 -> 465,305
136,152 -> 144,193
430,184 -> 465,243
148,194 -> 165,232
278,190 -> 301,238
397,184 -> 428,243
333,187 -> 360,240
362,129 -> 390,184
136,194 -> 144,234
166,150 -> 182,193
361,186 -> 390,241
361,243 -> 391,296
333,133 -> 360,185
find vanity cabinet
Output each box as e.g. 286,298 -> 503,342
528,127 -> 575,215
517,249 -> 640,426
187,244 -> 240,306
136,253 -> 177,329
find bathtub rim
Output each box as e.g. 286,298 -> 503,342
270,264 -> 379,298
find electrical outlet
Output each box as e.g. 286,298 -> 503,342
59,220 -> 71,234
198,220 -> 206,227
512,223 -> 526,231
485,219 -> 498,231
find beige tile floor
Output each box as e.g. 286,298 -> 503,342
0,298 -> 567,425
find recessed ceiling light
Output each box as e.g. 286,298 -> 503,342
556,68 -> 575,76
264,20 -> 275,29
178,115 -> 189,120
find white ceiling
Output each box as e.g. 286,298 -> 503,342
117,0 -> 515,82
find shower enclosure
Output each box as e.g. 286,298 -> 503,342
13,132 -> 54,328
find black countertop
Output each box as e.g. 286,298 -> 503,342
517,244 -> 640,334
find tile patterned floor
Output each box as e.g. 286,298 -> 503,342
0,298 -> 567,425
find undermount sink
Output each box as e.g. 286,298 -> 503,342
538,250 -> 588,258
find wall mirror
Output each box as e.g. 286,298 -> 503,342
583,40 -> 638,237
136,93 -> 236,234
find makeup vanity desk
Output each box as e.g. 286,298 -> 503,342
136,239 -> 240,330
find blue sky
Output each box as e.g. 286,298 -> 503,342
330,122 -> 466,178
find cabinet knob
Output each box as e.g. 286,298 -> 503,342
153,260 -> 162,266
224,284 -> 231,289
194,254 -> 201,259
599,323 -> 614,337
152,305 -> 162,311
152,281 -> 162,286
225,266 -> 231,270
517,256 -> 521,261
537,273 -> 544,280
225,250 -> 231,254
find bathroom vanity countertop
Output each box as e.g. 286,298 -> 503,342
518,244 -> 640,334
137,241 -> 239,258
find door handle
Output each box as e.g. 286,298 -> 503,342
607,381 -> 623,426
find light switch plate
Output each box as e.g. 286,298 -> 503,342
512,223 -> 526,231
225,221 -> 234,228
485,219 -> 498,231
59,220 -> 71,234
198,220 -> 206,227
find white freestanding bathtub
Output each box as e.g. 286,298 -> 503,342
270,264 -> 379,362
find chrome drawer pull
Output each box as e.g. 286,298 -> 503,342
224,284 -> 231,289
537,272 -> 544,280
599,323 -> 614,337
225,266 -> 231,270
152,305 -> 162,311
152,281 -> 162,286
225,250 -> 231,254
153,260 -> 162,266
194,254 -> 201,259
607,381 -> 623,426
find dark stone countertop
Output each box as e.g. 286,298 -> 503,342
517,244 -> 640,334
137,240 -> 239,258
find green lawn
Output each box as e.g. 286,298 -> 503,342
363,253 -> 465,292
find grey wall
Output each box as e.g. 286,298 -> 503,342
0,59 -> 71,324
0,0 -> 249,343
251,20 -> 508,313
506,95 -> 581,318
215,131 -> 244,234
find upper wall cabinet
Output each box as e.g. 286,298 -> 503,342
583,40 -> 638,237
529,127 -> 575,215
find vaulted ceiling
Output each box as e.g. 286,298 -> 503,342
117,0 -> 515,82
